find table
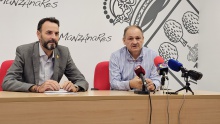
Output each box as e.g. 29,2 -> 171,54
0,90 -> 220,124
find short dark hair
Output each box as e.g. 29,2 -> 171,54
123,25 -> 143,38
37,17 -> 59,31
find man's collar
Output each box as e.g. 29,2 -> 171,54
126,47 -> 143,62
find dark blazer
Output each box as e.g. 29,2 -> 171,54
3,41 -> 88,92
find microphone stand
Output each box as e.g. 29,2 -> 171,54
161,73 -> 170,94
161,76 -> 165,94
175,71 -> 194,95
134,74 -> 149,94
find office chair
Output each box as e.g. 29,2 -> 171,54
92,61 -> 110,90
0,60 -> 14,91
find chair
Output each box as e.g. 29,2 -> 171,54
92,61 -> 110,90
0,60 -> 14,91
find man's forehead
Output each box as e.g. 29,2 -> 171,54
41,23 -> 59,32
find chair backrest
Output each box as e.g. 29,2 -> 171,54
0,60 -> 14,91
93,61 -> 110,90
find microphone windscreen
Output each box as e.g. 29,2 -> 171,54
168,59 -> 183,72
188,70 -> 203,80
134,65 -> 146,77
154,56 -> 164,67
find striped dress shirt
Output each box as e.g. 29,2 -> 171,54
109,46 -> 161,90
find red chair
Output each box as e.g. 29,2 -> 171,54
0,60 -> 14,91
92,61 -> 110,90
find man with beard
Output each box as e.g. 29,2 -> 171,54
109,25 -> 160,91
2,17 -> 88,92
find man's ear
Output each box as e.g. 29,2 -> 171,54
36,30 -> 41,39
123,38 -> 126,45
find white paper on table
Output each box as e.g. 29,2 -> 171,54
44,89 -> 77,95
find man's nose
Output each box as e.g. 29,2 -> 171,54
51,33 -> 56,38
132,39 -> 138,44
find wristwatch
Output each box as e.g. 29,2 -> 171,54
74,84 -> 79,91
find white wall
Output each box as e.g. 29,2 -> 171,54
199,0 -> 220,92
0,0 -> 218,92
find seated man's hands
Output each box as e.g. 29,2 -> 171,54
145,79 -> 156,91
129,76 -> 143,90
37,80 -> 60,93
129,76 -> 155,91
29,80 -> 79,93
60,81 -> 79,92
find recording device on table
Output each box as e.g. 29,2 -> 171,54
154,56 -> 169,94
134,65 -> 149,94
168,59 -> 203,95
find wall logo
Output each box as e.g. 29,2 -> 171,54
103,0 -> 137,25
103,0 -> 169,32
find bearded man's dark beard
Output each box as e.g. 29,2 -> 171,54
43,39 -> 58,50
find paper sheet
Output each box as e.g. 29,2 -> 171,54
44,89 -> 77,95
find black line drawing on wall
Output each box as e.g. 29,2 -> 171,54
163,19 -> 188,47
163,11 -> 199,68
103,0 -> 137,24
182,11 -> 199,34
102,0 -> 199,89
113,0 -> 136,24
187,43 -> 198,62
158,42 -> 178,62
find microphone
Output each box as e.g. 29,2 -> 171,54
168,59 -> 203,81
134,65 -> 146,85
154,56 -> 169,81
134,65 -> 149,94
154,56 -> 169,93
167,59 -> 184,72
188,70 -> 203,81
